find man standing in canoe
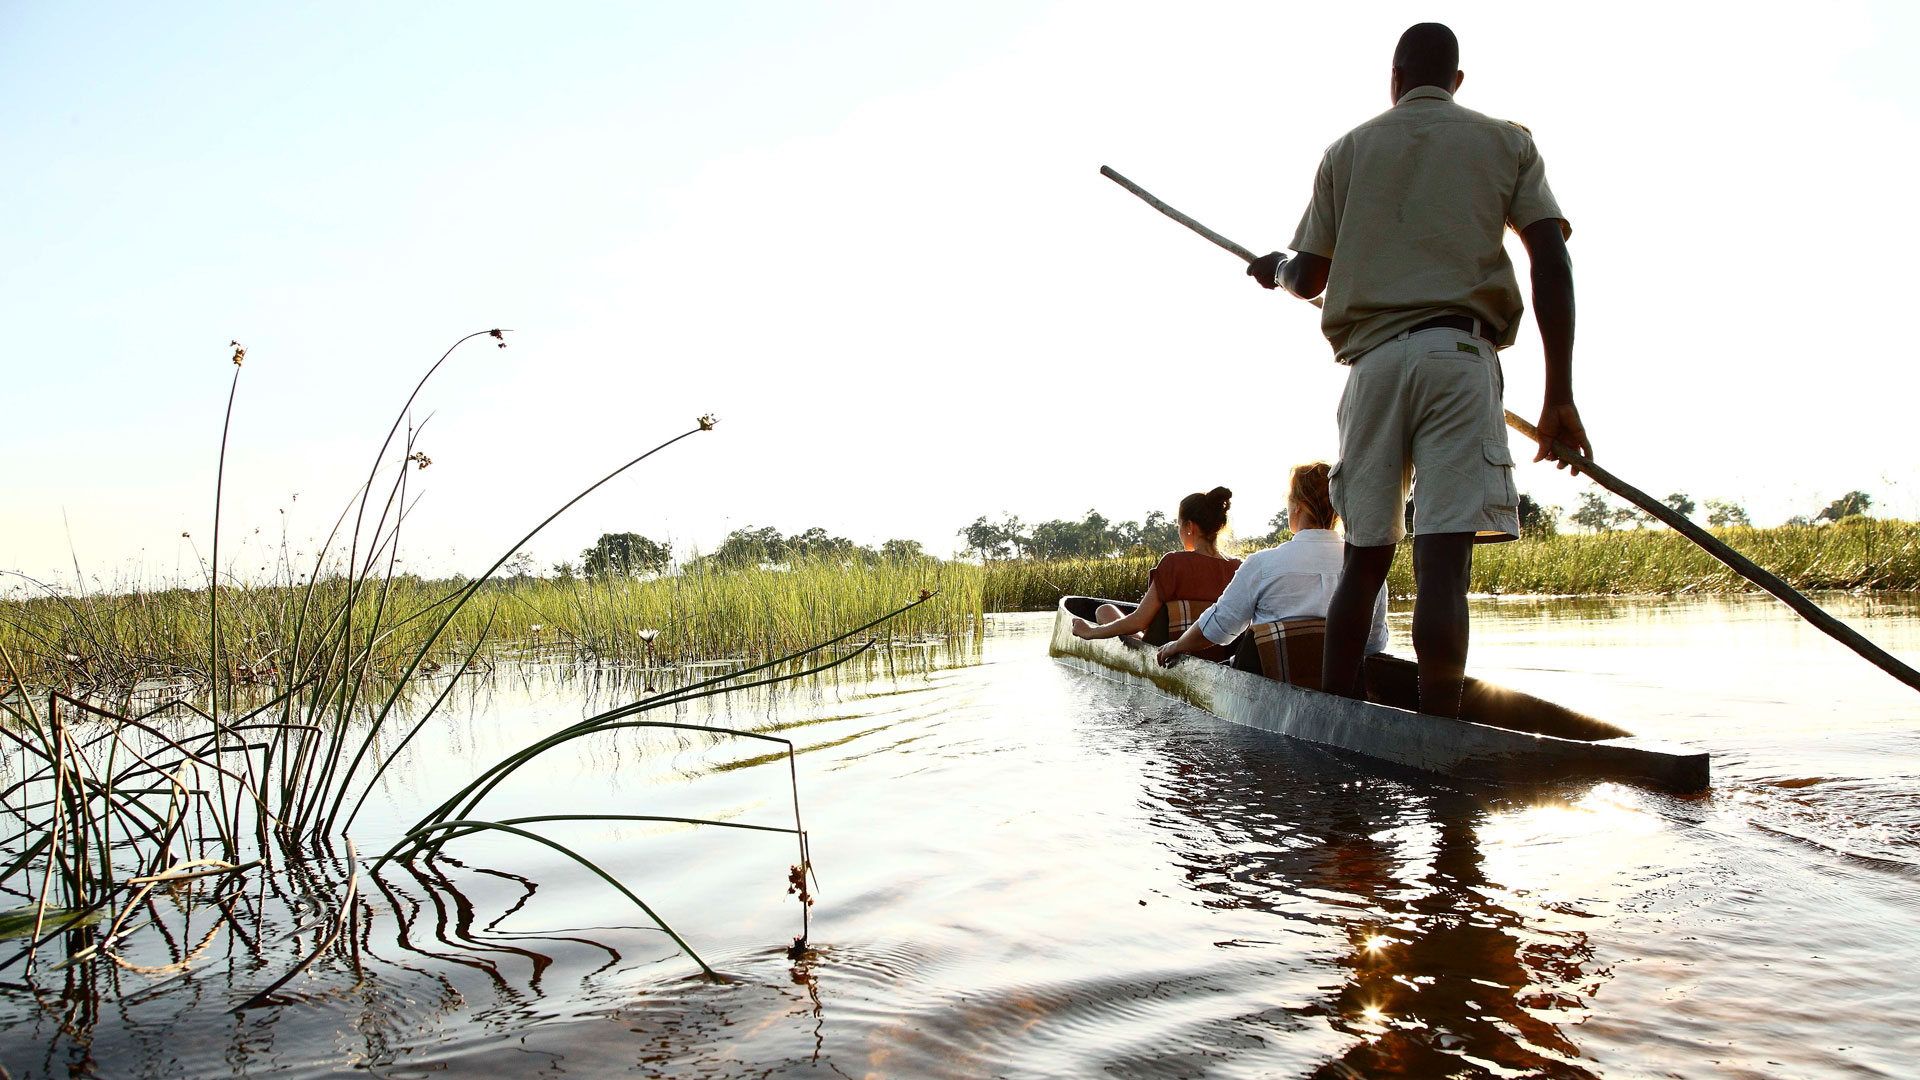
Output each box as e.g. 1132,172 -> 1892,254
1246,22 -> 1589,718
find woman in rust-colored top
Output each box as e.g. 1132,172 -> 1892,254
1071,486 -> 1241,661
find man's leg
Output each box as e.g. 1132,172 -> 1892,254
1322,542 -> 1396,700
1410,532 -> 1474,718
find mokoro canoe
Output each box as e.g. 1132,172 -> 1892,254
1050,596 -> 1709,793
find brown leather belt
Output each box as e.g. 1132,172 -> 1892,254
1409,314 -> 1497,340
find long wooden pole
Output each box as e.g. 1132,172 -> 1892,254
1101,165 -> 1324,309
1099,160 -> 1918,694
1505,411 -> 1920,695
1100,166 -> 1258,263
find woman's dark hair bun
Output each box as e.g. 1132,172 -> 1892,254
1178,485 -> 1233,541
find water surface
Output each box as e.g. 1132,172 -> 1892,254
5,595 -> 1918,1078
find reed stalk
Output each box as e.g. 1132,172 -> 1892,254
0,330 -> 923,1008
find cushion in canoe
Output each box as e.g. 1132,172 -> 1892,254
1141,599 -> 1211,645
1232,618 -> 1326,690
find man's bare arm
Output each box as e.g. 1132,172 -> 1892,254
1245,250 -> 1331,300
1279,251 -> 1330,299
1518,218 -> 1589,471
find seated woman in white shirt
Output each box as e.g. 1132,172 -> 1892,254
1155,461 -> 1388,671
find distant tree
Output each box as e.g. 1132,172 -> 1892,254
1571,490 -> 1614,533
581,533 -> 671,578
1404,497 -> 1417,533
958,514 -> 1029,560
1785,514 -> 1813,527
707,526 -> 787,567
786,527 -> 858,561
1083,511 -> 1111,551
1518,493 -> 1558,537
959,516 -> 1003,560
879,538 -> 926,561
551,560 -> 578,582
1133,510 -> 1179,553
1816,491 -> 1872,522
1612,503 -> 1651,530
1243,508 -> 1292,550
1028,510 -> 1120,559
786,527 -> 827,559
1704,498 -> 1750,528
1663,492 -> 1697,518
502,551 -> 538,580
1026,518 -> 1080,560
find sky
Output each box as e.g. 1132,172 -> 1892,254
5,0 -> 1919,588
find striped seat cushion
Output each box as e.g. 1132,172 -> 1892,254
1236,618 -> 1326,689
1163,599 -> 1212,641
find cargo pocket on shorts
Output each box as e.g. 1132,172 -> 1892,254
1482,441 -> 1518,510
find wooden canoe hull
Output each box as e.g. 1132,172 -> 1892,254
1049,597 -> 1709,793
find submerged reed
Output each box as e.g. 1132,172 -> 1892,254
0,331 -> 922,1014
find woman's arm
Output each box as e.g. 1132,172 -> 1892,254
1155,618 -> 1214,667
1072,581 -> 1164,639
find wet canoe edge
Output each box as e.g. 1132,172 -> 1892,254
1049,596 -> 1710,794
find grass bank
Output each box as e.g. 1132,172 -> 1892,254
7,520 -> 1916,690
977,518 -> 1920,610
0,558 -> 982,690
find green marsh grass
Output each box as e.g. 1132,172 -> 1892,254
970,520 -> 1920,611
0,559 -> 982,690
7,522 -> 1918,689
0,330 -> 914,1014
1458,520 -> 1920,596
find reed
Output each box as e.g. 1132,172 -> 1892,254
977,554 -> 1160,614
8,522 -> 1918,690
953,521 -> 1920,611
0,331 -> 918,1008
1453,519 -> 1920,597
0,562 -> 979,691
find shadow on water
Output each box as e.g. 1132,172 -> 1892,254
1121,723 -> 1604,1079
0,831 -> 714,1077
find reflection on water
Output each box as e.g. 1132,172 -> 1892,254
2,597 -> 1918,1077
1138,731 -> 1605,1078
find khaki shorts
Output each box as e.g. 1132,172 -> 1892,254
1330,326 -> 1520,547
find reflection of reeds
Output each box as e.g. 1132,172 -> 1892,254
0,331 -> 917,1023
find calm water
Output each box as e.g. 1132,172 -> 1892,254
5,595 -> 1919,1078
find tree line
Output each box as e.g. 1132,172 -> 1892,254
957,509 -> 1294,561
514,489 -> 1884,582
964,488 -> 1883,555
542,526 -> 932,581
1562,489 -> 1873,533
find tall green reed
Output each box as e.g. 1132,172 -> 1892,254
8,521 -> 1916,694
0,331 -> 909,1002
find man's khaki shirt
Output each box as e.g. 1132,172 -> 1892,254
1291,85 -> 1568,364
